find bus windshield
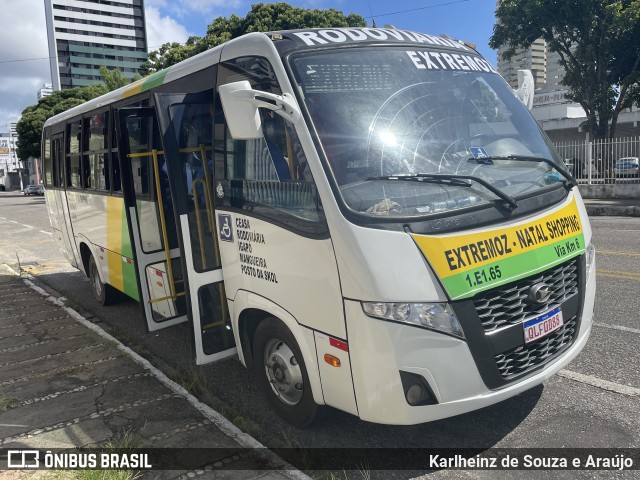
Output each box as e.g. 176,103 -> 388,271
289,47 -> 566,217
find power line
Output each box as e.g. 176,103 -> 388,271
0,56 -> 51,65
0,44 -> 169,65
365,0 -> 471,21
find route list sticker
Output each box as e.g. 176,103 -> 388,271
234,217 -> 278,284
411,198 -> 585,300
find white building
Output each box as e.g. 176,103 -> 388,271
44,0 -> 148,90
495,1 -> 566,95
0,133 -> 23,189
37,83 -> 53,100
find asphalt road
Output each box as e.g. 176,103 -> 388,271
1,190 -> 638,479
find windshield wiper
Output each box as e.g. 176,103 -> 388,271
470,155 -> 578,187
364,173 -> 518,211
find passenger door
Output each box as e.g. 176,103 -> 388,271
154,91 -> 236,364
116,107 -> 188,331
51,133 -> 79,267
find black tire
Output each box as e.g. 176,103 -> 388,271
88,255 -> 115,306
253,317 -> 318,427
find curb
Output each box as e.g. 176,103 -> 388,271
3,264 -> 312,480
585,206 -> 640,217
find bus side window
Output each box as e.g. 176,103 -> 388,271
84,112 -> 108,191
66,120 -> 82,189
110,112 -> 121,193
43,130 -> 52,186
216,57 -> 323,225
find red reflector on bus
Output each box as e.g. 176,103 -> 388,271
329,337 -> 348,352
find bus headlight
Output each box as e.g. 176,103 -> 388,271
361,302 -> 465,339
585,242 -> 596,277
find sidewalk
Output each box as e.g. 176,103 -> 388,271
582,198 -> 640,217
0,264 -> 305,480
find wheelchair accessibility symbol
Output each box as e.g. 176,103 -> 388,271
218,214 -> 234,242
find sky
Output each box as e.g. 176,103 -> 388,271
0,0 -> 498,133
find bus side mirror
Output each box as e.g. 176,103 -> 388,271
218,80 -> 302,140
516,69 -> 534,110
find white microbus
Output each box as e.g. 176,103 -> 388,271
42,28 -> 595,427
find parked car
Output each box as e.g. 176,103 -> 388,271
23,184 -> 40,196
614,157 -> 640,177
0,184 -> 5,191
568,158 -> 600,178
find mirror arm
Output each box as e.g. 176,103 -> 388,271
230,90 -> 301,123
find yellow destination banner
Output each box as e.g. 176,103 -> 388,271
412,198 -> 584,281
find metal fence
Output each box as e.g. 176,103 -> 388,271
552,136 -> 640,184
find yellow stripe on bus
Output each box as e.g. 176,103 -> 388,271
412,198 -> 584,280
122,83 -> 143,99
106,196 -> 124,291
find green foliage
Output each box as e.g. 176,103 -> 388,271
0,393 -> 18,412
99,66 -> 135,91
141,38 -> 200,75
141,2 -> 366,73
490,0 -> 640,139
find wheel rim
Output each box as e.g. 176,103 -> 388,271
91,265 -> 102,296
264,338 -> 303,406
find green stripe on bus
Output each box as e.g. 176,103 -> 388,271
121,204 -> 133,258
141,70 -> 168,92
121,206 -> 139,300
442,234 -> 585,300
122,258 -> 139,301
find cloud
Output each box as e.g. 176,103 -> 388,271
0,0 -> 51,127
145,6 -> 192,50
0,0 -> 339,131
0,1 -> 194,131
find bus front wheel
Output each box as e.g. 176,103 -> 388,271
253,317 -> 318,427
88,255 -> 115,306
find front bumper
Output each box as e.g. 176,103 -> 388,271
345,257 -> 595,425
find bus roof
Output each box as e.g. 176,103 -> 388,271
44,28 -> 475,128
266,28 -> 474,56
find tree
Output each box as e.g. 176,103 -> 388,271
490,0 -> 640,140
141,38 -> 201,75
141,2 -> 366,73
99,66 -> 137,91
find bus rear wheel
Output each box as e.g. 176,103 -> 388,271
88,255 -> 115,306
253,317 -> 318,427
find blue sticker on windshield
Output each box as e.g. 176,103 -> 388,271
469,147 -> 493,164
469,147 -> 489,159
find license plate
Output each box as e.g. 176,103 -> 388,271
523,306 -> 564,344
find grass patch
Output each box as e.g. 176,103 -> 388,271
175,367 -> 210,397
44,471 -> 140,480
43,428 -> 148,480
0,394 -> 18,412
64,364 -> 92,376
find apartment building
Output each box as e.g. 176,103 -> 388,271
44,0 -> 148,90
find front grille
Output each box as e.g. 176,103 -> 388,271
473,259 -> 579,333
494,316 -> 577,378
